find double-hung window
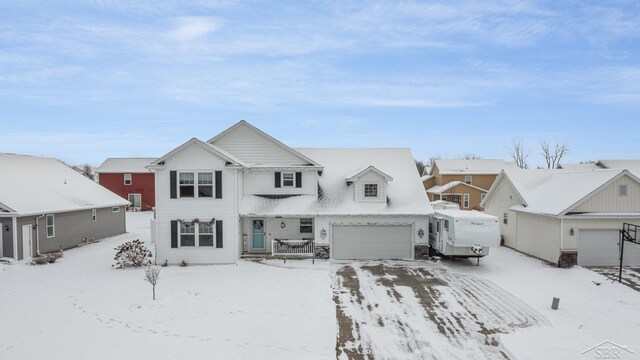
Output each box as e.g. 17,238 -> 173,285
503,213 -> 509,225
91,209 -> 97,222
179,222 -> 214,247
300,218 -> 313,233
46,214 -> 55,238
463,194 -> 470,208
124,173 -> 132,185
198,223 -> 214,247
464,175 -> 472,185
282,172 -> 294,187
198,172 -> 213,198
179,172 -> 195,198
364,184 -> 378,198
179,223 -> 196,246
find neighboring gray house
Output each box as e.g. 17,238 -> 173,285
148,120 -> 432,265
0,153 -> 130,261
482,167 -> 640,266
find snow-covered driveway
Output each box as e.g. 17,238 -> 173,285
333,263 -> 546,359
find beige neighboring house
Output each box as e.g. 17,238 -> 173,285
482,167 -> 640,266
423,159 -> 518,210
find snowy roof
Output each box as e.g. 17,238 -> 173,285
597,159 -> 640,172
426,181 -> 487,194
557,163 -> 600,171
435,209 -> 498,220
0,153 -> 129,216
435,159 -> 518,175
421,175 -> 434,182
491,168 -> 639,216
239,148 -> 433,216
95,158 -> 156,173
345,166 -> 393,182
148,138 -> 245,168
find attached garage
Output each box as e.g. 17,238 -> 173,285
578,229 -> 640,266
331,224 -> 413,260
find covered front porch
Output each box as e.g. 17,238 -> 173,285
241,216 -> 316,258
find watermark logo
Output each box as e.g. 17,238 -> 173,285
582,340 -> 634,359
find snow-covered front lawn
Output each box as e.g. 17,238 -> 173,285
1,212 -> 639,360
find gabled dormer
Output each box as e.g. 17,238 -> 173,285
346,166 -> 393,203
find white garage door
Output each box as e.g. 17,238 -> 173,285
332,225 -> 412,260
579,229 -> 640,266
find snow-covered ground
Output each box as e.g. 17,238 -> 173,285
0,212 -> 335,360
1,212 -> 639,360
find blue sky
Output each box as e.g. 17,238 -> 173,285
0,1 -> 639,167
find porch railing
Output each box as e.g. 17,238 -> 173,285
271,239 -> 315,257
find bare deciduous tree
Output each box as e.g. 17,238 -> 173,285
415,160 -> 428,176
540,141 -> 569,169
144,266 -> 161,300
462,153 -> 482,160
429,156 -> 441,169
81,163 -> 94,180
508,140 -> 529,169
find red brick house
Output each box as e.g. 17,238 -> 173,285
95,158 -> 156,211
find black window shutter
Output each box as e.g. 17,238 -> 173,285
170,171 -> 177,199
215,171 -> 222,199
216,220 -> 223,248
275,172 -> 281,188
295,172 -> 302,188
170,220 -> 178,248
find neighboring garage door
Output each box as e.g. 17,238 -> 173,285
579,229 -> 640,266
332,225 -> 412,260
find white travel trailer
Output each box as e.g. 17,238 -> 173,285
429,205 -> 501,260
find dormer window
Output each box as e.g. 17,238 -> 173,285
364,184 -> 378,198
282,172 -> 295,187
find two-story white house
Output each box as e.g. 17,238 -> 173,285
148,121 -> 433,264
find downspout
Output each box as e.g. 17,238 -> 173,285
560,217 -> 564,251
35,214 -> 45,256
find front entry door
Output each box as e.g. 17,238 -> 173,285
251,219 -> 265,250
21,224 -> 32,261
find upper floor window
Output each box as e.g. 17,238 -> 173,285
124,173 -> 132,185
46,214 -> 55,238
364,183 -> 378,198
300,218 -> 313,233
198,172 -> 213,198
179,172 -> 195,198
282,172 -> 294,187
619,184 -> 628,197
464,175 -> 472,185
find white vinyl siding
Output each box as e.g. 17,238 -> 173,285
514,212 -> 561,264
211,123 -> 306,165
154,143 -> 238,265
571,175 -> 640,213
483,177 -> 523,249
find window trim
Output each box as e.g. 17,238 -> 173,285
463,193 -> 470,208
112,206 -> 120,213
364,183 -> 378,198
46,214 -> 55,238
178,221 -> 216,248
300,218 -> 313,234
282,172 -> 295,187
128,193 -> 142,209
444,219 -> 450,231
91,209 -> 97,222
464,175 -> 472,185
124,173 -> 132,185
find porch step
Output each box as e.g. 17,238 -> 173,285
240,253 -> 268,259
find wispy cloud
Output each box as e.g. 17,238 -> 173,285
167,16 -> 222,42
